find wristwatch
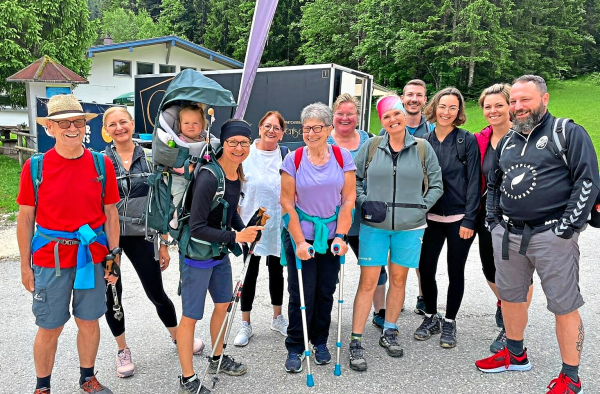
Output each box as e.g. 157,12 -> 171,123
334,233 -> 348,243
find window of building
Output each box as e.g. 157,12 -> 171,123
180,66 -> 197,71
137,62 -> 154,75
113,60 -> 131,76
159,64 -> 176,74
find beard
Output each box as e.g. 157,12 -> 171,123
511,103 -> 545,134
404,101 -> 423,116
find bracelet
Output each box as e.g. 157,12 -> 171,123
159,237 -> 170,246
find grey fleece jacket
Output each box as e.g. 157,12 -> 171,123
355,132 -> 443,231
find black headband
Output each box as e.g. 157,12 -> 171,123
220,120 -> 252,144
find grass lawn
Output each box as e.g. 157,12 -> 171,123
369,76 -> 600,158
0,155 -> 20,218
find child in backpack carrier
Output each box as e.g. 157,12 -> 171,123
160,104 -> 208,229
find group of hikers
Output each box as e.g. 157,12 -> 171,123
16,73 -> 598,394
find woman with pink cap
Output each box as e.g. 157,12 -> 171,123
348,95 -> 443,371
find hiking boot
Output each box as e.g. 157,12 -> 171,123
270,315 -> 288,337
490,328 -> 507,354
79,374 -> 113,393
440,320 -> 457,348
33,389 -> 50,394
414,313 -> 442,340
313,343 -> 332,365
379,328 -> 404,357
115,348 -> 135,378
372,309 -> 385,331
414,296 -> 426,315
193,338 -> 205,355
234,322 -> 254,347
208,355 -> 247,376
475,347 -> 532,373
178,374 -> 201,394
285,352 -> 305,373
348,339 -> 367,372
546,373 -> 583,393
496,301 -> 504,328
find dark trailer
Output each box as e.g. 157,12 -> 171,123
134,64 -> 374,149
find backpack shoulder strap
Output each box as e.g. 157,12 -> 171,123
294,147 -> 304,170
415,138 -> 429,196
91,151 -> 107,199
365,136 -> 383,173
331,144 -> 344,168
456,128 -> 467,165
552,117 -> 571,168
201,161 -> 226,211
279,145 -> 289,159
30,153 -> 44,206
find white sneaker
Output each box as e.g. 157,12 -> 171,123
270,314 -> 288,337
234,322 -> 253,347
116,348 -> 135,378
193,337 -> 205,355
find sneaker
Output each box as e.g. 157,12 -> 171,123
496,300 -> 504,328
440,320 -> 457,348
285,352 -> 305,373
33,389 -> 50,394
270,315 -> 288,337
234,322 -> 254,347
414,313 -> 442,341
193,338 -> 205,355
475,346 -> 532,373
208,355 -> 247,376
490,328 -> 507,354
379,328 -> 404,357
348,339 -> 367,371
79,374 -> 113,393
313,343 -> 332,365
372,309 -> 385,331
178,374 -> 201,394
546,373 -> 583,394
115,348 -> 135,378
414,296 -> 426,315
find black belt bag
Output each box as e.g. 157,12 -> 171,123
362,201 -> 427,224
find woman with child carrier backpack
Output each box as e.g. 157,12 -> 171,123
414,87 -> 481,348
102,107 -> 205,379
177,119 -> 263,394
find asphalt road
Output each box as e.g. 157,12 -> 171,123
1,227 -> 599,394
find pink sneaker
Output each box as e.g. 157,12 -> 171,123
193,338 -> 205,355
116,348 -> 135,378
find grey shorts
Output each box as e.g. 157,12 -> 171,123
32,263 -> 107,329
492,224 -> 583,315
180,256 -> 233,320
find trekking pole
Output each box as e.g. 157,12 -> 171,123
104,248 -> 123,321
332,244 -> 345,376
296,245 -> 316,387
196,207 -> 269,394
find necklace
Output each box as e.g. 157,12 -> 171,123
307,148 -> 329,166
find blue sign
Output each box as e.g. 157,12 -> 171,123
46,86 -> 71,98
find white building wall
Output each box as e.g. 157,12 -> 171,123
74,44 -> 235,110
0,108 -> 28,127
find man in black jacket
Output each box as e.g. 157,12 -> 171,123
475,75 -> 599,394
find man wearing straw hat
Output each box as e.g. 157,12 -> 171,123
17,94 -> 120,394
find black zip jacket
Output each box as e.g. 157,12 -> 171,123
425,128 -> 481,230
486,111 -> 599,238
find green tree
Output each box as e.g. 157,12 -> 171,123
101,6 -> 163,43
0,0 -> 96,107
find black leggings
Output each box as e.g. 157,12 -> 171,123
240,245 -> 284,312
475,204 -> 496,283
104,236 -> 178,337
419,219 -> 475,320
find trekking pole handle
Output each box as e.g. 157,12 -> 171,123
308,246 -> 315,257
332,244 -> 341,254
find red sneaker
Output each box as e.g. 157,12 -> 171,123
546,373 -> 583,393
475,346 -> 531,373
33,389 -> 50,394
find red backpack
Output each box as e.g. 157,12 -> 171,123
293,145 -> 344,170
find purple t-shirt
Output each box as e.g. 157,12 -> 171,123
281,145 -> 356,240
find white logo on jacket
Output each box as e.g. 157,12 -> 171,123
501,163 -> 538,200
536,136 -> 548,149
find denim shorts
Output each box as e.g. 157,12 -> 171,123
358,224 -> 425,269
32,263 -> 107,329
181,256 -> 233,320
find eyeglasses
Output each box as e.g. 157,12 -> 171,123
302,125 -> 329,134
437,105 -> 459,114
225,139 -> 251,148
262,123 -> 282,132
51,119 -> 86,129
334,112 -> 357,118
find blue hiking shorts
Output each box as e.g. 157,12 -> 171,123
358,224 -> 425,269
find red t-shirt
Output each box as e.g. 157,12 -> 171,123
17,148 -> 120,268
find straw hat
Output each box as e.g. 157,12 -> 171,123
36,94 -> 98,126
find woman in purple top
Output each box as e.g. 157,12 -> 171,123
280,102 -> 356,373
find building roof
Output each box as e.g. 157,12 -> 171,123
87,36 -> 244,69
6,56 -> 88,84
